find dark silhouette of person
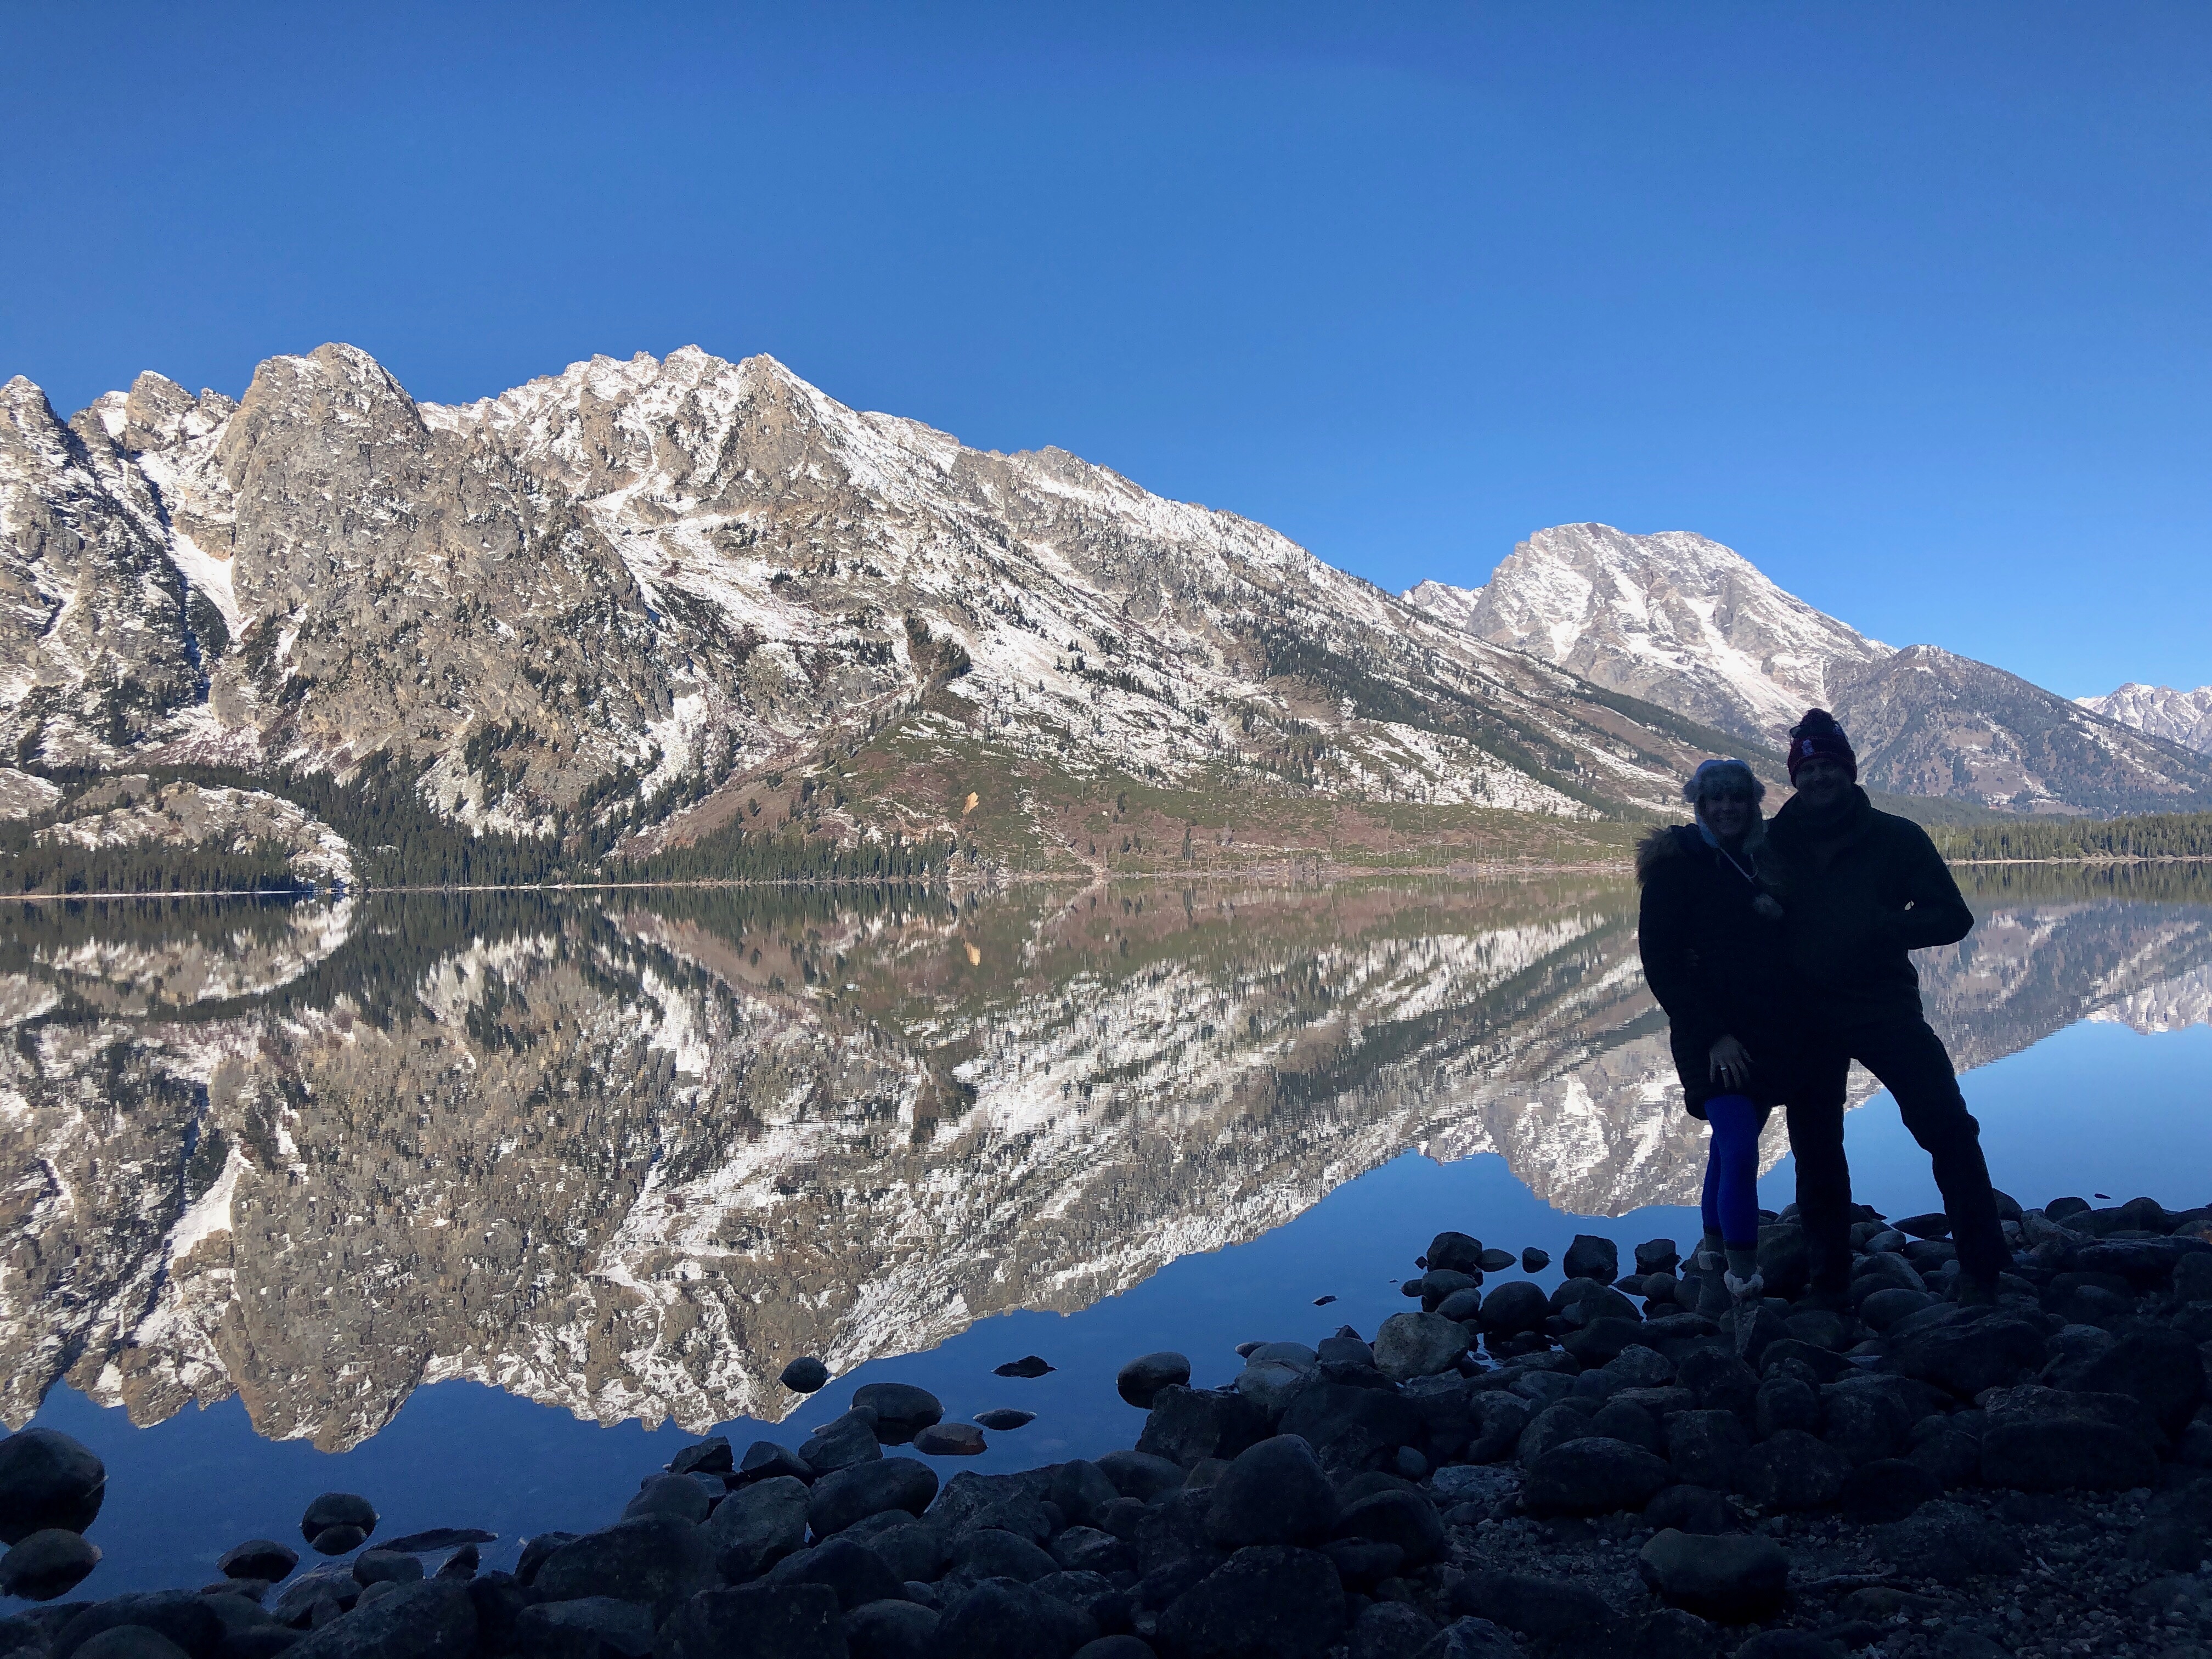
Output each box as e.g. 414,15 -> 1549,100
1637,757 -> 1802,1322
1763,709 -> 2009,1305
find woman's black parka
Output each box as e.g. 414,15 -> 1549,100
1635,822 -> 1804,1117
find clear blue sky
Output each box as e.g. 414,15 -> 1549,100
5,3 -> 2207,698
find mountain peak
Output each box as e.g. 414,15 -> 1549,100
1406,521 -> 1889,742
2079,682 -> 2212,757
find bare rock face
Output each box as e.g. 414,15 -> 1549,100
4,345 -> 1795,863
2079,682 -> 2212,756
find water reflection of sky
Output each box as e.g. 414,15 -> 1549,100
9,875 -> 2212,1598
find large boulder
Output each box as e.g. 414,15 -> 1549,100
1891,1318 -> 2048,1398
1204,1437 -> 1338,1548
1278,1385 -> 1426,1476
1117,1353 -> 1193,1409
1476,1283 -> 1547,1335
533,1516 -> 715,1622
1332,1491 -> 1446,1568
799,1410 -> 884,1474
809,1459 -> 941,1536
512,1596 -> 656,1659
0,1529 -> 100,1601
853,1385 -> 945,1445
1664,1412 -> 1751,1489
848,1597 -> 940,1659
1427,1233 -> 1485,1274
1155,1545 -> 1347,1659
1522,1438 -> 1669,1517
780,1357 -> 831,1393
1137,1388 -> 1267,1469
1734,1429 -> 1851,1511
0,1431 -> 105,1545
704,1476 -> 810,1581
275,1581 -> 477,1659
298,1494 -> 377,1555
1374,1314 -> 1468,1383
2053,1329 -> 2207,1438
1637,1529 -> 1788,1622
1563,1235 -> 1620,1283
766,1536 -> 907,1609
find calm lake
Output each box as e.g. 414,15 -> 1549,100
5,867 -> 2209,1595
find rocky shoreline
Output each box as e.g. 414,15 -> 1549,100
4,1190 -> 2212,1658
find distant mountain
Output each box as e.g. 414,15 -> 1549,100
1407,522 -> 2212,817
2078,684 -> 2212,757
1409,523 -> 1890,743
0,348 -> 1771,879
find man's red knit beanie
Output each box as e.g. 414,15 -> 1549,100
1787,708 -> 1858,783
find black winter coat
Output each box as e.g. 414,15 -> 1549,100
1636,823 -> 1804,1116
1760,786 -> 1974,1029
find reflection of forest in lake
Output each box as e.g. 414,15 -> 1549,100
4,866 -> 2211,1450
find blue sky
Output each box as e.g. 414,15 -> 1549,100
5,3 -> 2207,698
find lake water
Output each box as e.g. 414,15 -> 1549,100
4,866 -> 2209,1596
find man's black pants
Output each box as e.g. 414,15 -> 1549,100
1785,1014 -> 2011,1290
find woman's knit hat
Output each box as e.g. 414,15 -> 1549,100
1787,708 -> 1858,783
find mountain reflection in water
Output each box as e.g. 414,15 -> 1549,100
4,867 -> 2209,1451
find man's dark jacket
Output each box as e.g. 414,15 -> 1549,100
1636,823 -> 1801,1116
1760,785 -> 1973,1027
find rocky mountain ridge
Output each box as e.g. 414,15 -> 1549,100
2,348 -> 1768,880
2079,683 -> 2212,758
1405,523 -> 2212,816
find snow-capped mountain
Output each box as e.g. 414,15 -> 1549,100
1406,523 -> 1891,743
2078,684 -> 2212,757
1,347 -> 1757,872
1406,523 -> 2212,815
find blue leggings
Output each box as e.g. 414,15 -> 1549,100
1699,1094 -> 1767,1249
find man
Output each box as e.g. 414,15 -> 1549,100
1764,708 -> 2011,1306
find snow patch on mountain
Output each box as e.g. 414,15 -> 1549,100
2078,684 -> 2212,757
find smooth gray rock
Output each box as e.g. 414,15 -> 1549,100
54,1593 -> 223,1659
1522,1437 -> 1669,1516
623,1472 -> 712,1525
281,1581 -> 476,1659
533,1516 -> 714,1622
1637,1528 -> 1788,1621
1563,1235 -> 1619,1283
0,1530 -> 100,1601
855,1384 -> 946,1443
221,1541 -> 301,1584
705,1475 -> 810,1580
1204,1437 -> 1338,1548
800,1409 -> 884,1474
1373,1313 -> 1468,1383
1117,1353 -> 1193,1409
767,1536 -> 906,1609
0,1431 -> 105,1546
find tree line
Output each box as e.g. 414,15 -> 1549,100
1931,810 -> 2212,864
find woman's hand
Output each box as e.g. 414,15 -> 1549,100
1709,1034 -> 1754,1091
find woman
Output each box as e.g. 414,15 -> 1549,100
1636,757 -> 1797,1314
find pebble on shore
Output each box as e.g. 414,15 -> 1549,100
14,1188 -> 2212,1659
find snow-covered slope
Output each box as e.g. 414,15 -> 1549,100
0,348 -> 1759,862
2079,684 -> 2212,757
1407,522 -> 1890,744
1407,523 -> 2212,814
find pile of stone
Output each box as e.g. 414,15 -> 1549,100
5,1191 -> 2212,1659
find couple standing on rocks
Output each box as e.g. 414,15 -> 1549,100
1638,708 -> 2008,1328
